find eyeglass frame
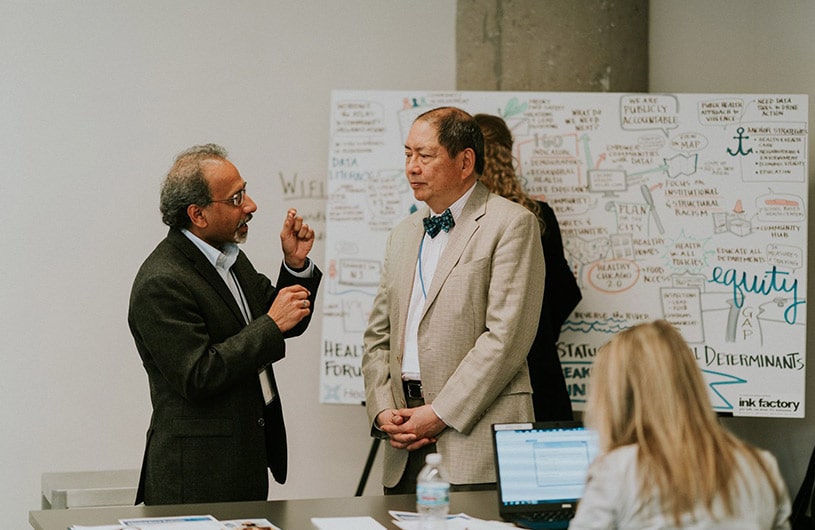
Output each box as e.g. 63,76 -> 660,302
209,184 -> 247,208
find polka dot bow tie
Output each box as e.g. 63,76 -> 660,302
423,208 -> 455,238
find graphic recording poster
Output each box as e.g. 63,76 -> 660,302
321,90 -> 808,418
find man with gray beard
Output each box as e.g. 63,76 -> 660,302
129,144 -> 321,504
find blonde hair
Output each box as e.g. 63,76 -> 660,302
474,114 -> 545,235
585,319 -> 784,524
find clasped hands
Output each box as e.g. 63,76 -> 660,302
266,208 -> 315,333
376,405 -> 447,451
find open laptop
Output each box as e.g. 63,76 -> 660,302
492,421 -> 600,529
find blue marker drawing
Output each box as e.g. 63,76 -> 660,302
703,369 -> 748,411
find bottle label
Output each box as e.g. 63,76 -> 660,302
416,482 -> 449,507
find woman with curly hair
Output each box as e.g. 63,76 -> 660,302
475,113 -> 581,421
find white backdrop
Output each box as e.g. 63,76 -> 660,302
320,90 -> 808,418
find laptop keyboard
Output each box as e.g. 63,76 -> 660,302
522,507 -> 576,522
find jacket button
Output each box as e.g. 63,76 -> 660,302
257,418 -> 266,427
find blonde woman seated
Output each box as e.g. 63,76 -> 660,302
570,320 -> 791,530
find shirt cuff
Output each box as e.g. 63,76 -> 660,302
284,258 -> 314,277
430,403 -> 452,428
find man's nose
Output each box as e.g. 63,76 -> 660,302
243,194 -> 258,213
405,155 -> 420,174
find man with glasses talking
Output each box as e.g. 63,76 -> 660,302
128,144 -> 321,505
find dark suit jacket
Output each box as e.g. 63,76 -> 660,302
528,201 -> 582,421
128,228 -> 321,505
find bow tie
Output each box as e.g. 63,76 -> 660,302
423,208 -> 455,238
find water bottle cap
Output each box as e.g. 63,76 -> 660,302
425,453 -> 442,465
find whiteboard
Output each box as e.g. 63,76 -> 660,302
320,90 -> 808,418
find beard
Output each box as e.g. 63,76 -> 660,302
234,213 -> 252,243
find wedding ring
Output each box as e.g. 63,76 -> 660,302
302,300 -> 308,308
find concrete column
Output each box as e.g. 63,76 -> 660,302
456,0 -> 648,92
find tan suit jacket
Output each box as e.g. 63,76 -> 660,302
363,182 -> 545,486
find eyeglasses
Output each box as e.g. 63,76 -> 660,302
210,184 -> 247,208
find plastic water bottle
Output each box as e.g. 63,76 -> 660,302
416,452 -> 450,530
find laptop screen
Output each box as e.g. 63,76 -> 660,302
493,422 -> 600,509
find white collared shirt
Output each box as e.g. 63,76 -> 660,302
401,184 -> 476,380
181,229 -> 315,322
182,229 -> 252,323
180,228 -> 313,406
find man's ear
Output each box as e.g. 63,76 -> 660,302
460,148 -> 476,178
187,204 -> 208,229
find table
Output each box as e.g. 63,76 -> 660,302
30,490 -> 502,530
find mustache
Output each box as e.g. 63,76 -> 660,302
238,213 -> 253,228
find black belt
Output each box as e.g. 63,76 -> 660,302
402,380 -> 424,400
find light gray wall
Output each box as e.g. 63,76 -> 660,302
0,2 -> 455,528
456,0 -> 648,92
650,0 -> 815,499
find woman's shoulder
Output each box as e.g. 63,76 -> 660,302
589,444 -> 639,477
603,444 -> 639,462
736,446 -> 786,486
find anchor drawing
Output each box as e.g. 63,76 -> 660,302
727,127 -> 753,156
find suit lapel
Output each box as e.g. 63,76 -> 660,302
420,183 -> 489,319
167,229 -> 248,326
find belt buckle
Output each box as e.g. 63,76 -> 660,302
404,380 -> 423,399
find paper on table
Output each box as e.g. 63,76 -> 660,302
116,516 -> 280,530
219,519 -> 280,529
120,515 -> 218,527
72,517 -> 280,530
310,516 -> 388,529
392,516 -> 515,530
70,526 -> 126,530
389,511 -> 474,521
